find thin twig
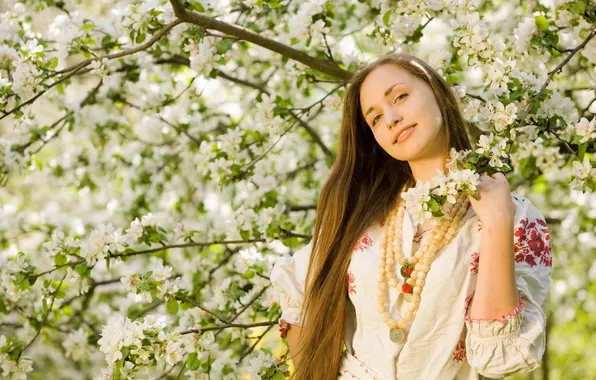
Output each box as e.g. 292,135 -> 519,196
0,20 -> 183,121
17,274 -> 67,360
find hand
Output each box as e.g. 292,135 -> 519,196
467,172 -> 516,225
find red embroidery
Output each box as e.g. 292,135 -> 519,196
340,369 -> 360,379
452,339 -> 466,362
470,251 -> 479,275
465,293 -> 526,323
464,292 -> 474,313
279,320 -> 289,338
513,217 -> 552,267
353,233 -> 373,253
348,270 -> 357,295
278,319 -> 301,339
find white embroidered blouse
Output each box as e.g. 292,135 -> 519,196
270,194 -> 552,379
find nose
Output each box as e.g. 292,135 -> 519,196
385,107 -> 403,129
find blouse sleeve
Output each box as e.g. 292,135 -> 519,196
269,241 -> 314,336
465,195 -> 552,378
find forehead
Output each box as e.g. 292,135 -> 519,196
359,64 -> 414,110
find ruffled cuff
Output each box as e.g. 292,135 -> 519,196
465,294 -> 526,339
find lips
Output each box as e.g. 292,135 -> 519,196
393,124 -> 417,144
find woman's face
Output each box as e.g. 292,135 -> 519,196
359,63 -> 445,163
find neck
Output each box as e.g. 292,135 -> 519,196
408,155 -> 447,184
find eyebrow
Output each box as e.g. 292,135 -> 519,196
363,82 -> 405,119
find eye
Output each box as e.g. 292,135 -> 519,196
394,93 -> 408,103
372,114 -> 381,126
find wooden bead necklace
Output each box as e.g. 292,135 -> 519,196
377,192 -> 470,343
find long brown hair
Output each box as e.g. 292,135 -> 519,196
291,53 -> 477,379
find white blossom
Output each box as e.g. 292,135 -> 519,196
574,117 -> 596,144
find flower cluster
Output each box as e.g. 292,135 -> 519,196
184,36 -> 218,76
402,168 -> 480,226
121,259 -> 183,302
450,12 -> 505,66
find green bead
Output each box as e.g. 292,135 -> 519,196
390,328 -> 405,343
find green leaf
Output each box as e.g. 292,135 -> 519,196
81,23 -> 96,31
273,373 -> 286,380
32,157 -> 43,171
579,143 -> 588,161
74,263 -> 91,277
187,352 -> 200,370
239,230 -> 250,241
534,16 -> 549,32
383,11 -> 392,27
166,298 -> 179,314
570,1 -> 586,14
47,57 -> 59,70
428,198 -> 441,212
190,2 -> 205,12
54,254 -> 67,266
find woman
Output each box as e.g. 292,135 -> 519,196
270,53 -> 552,379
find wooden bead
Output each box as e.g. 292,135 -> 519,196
389,278 -> 399,287
413,286 -> 422,295
416,278 -> 425,287
398,319 -> 408,329
378,282 -> 386,290
411,294 -> 421,304
388,319 -> 398,329
377,305 -> 386,313
381,312 -> 391,322
417,271 -> 427,279
404,311 -> 414,321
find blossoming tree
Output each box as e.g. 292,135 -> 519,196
0,0 -> 595,379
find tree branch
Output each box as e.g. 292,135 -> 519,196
168,0 -> 351,81
517,29 -> 596,128
155,55 -> 336,157
0,19 -> 183,121
180,320 -> 276,335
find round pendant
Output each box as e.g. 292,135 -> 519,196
389,328 -> 405,343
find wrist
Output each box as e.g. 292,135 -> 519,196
480,213 -> 515,227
